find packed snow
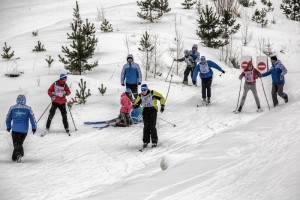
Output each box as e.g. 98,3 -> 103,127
0,0 -> 300,200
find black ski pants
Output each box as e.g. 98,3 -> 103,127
272,84 -> 288,106
183,67 -> 195,82
201,76 -> 213,99
46,102 -> 69,130
126,83 -> 138,98
12,132 -> 27,161
142,107 -> 158,144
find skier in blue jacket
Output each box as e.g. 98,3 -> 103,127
192,56 -> 225,104
6,95 -> 37,162
262,55 -> 288,107
121,54 -> 142,98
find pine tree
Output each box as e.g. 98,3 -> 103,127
219,9 -> 241,40
252,9 -> 268,28
45,55 -> 54,67
100,19 -> 113,32
138,31 -> 154,80
59,1 -> 98,75
1,42 -> 14,60
71,79 -> 91,104
137,0 -> 163,22
196,5 -> 224,48
98,84 -> 107,95
280,0 -> 300,21
154,0 -> 171,16
33,41 -> 46,52
266,1 -> 274,12
181,0 -> 197,9
239,0 -> 255,7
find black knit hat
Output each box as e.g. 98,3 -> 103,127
270,55 -> 277,61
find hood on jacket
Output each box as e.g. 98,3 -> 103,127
16,94 -> 26,105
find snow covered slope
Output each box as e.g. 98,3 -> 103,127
0,0 -> 299,200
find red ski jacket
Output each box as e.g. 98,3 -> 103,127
120,92 -> 133,114
48,80 -> 71,104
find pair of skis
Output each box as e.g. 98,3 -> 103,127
41,130 -> 71,137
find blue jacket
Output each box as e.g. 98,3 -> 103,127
131,106 -> 142,124
6,95 -> 37,134
262,60 -> 287,84
188,50 -> 200,66
193,60 -> 223,80
121,61 -> 142,85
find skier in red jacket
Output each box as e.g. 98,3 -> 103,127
116,88 -> 133,127
46,74 -> 71,133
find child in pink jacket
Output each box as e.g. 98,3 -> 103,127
116,88 -> 133,127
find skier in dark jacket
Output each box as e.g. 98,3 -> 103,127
6,95 -> 37,162
134,84 -> 165,148
46,74 -> 71,134
192,56 -> 225,104
121,54 -> 142,98
174,44 -> 200,85
261,56 -> 288,107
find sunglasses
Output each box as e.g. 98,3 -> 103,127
141,89 -> 147,91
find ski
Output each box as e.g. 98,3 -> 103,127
84,118 -> 118,125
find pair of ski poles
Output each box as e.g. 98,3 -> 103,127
234,78 -> 270,112
37,100 -> 78,131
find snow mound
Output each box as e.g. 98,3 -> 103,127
160,153 -> 195,171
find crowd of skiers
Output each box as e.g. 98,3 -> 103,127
5,44 -> 289,162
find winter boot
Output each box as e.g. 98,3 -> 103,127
182,80 -> 188,85
285,96 -> 289,103
202,98 -> 207,105
143,143 -> 148,148
152,143 -> 157,148
237,106 -> 242,112
207,98 -> 211,104
257,106 -> 263,113
65,129 -> 70,133
16,154 -> 22,163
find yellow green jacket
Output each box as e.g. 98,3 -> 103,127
134,90 -> 165,111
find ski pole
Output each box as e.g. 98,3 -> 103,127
260,78 -> 270,110
165,60 -> 175,82
165,75 -> 173,102
68,105 -> 78,131
36,101 -> 52,124
158,116 -> 176,127
234,79 -> 243,112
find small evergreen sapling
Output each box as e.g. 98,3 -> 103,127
100,19 -> 113,32
33,41 -> 46,52
72,79 -> 91,105
182,0 -> 197,9
45,55 -> 54,67
1,42 -> 14,60
252,9 -> 268,27
98,84 -> 107,95
280,0 -> 300,21
138,30 -> 154,80
32,30 -> 38,36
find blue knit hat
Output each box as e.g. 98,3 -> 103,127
192,44 -> 198,49
16,94 -> 26,105
60,74 -> 67,80
125,88 -> 132,94
141,84 -> 148,91
200,56 -> 206,60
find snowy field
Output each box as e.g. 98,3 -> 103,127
0,0 -> 300,200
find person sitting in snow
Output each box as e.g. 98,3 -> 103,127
121,54 -> 142,98
261,55 -> 288,107
174,44 -> 200,85
115,88 -> 134,127
192,56 -> 225,104
133,84 -> 165,148
237,61 -> 262,112
6,95 -> 37,162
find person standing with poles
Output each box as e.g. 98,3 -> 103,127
261,56 -> 288,107
121,54 -> 142,98
134,84 -> 165,149
6,95 -> 37,162
236,61 -> 263,113
192,56 -> 225,105
45,74 -> 71,134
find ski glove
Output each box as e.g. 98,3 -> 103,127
222,70 -> 225,74
121,83 -> 125,86
160,106 -> 165,113
138,82 -> 141,85
51,96 -> 56,101
32,129 -> 36,134
7,128 -> 11,132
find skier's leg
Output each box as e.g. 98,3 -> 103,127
149,110 -> 158,144
206,77 -> 213,100
11,132 -> 18,161
201,78 -> 207,99
142,110 -> 151,144
272,84 -> 279,106
183,67 -> 189,83
277,84 -> 288,101
239,84 -> 250,108
58,103 -> 69,130
46,103 -> 58,129
250,84 -> 261,108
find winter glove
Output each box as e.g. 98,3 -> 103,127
121,83 -> 125,86
51,96 -> 56,101
280,75 -> 283,81
32,129 -> 36,134
7,128 -> 11,132
239,76 -> 243,80
222,70 -> 225,74
160,106 -> 165,113
138,82 -> 141,85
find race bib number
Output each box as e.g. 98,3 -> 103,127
200,63 -> 209,73
141,93 -> 154,107
55,85 -> 65,97
244,71 -> 254,83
